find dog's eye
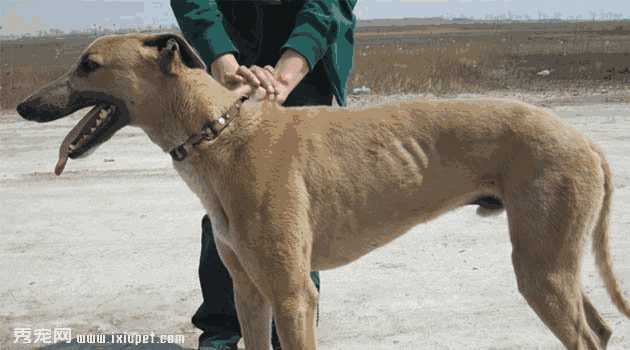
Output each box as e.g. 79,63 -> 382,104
79,57 -> 101,74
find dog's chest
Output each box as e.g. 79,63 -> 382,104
173,160 -> 216,211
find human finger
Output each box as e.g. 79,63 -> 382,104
251,65 -> 277,96
236,65 -> 261,88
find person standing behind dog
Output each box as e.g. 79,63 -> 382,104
171,1 -> 357,349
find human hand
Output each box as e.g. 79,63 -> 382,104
272,49 -> 310,104
236,63 -> 311,105
210,49 -> 309,105
233,65 -> 281,102
208,54 -> 254,98
210,55 -> 278,101
210,53 -> 240,87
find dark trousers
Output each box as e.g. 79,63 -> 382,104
192,68 -> 333,349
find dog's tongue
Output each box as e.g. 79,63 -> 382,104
54,105 -> 104,176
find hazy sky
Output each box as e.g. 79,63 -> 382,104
2,0 -> 629,35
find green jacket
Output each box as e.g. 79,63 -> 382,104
171,0 -> 357,106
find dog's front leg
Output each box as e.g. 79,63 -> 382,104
271,271 -> 318,350
253,229 -> 317,350
230,223 -> 318,350
215,240 -> 273,350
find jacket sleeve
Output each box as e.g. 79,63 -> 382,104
170,0 -> 238,67
282,0 -> 357,71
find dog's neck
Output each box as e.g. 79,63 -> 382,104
139,71 -> 264,219
143,71 -> 246,154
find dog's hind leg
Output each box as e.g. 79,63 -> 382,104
216,241 -> 273,350
505,173 -> 608,349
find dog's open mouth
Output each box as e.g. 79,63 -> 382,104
55,103 -> 125,175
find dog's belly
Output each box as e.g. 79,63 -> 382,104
309,183 -> 484,270
311,224 -> 414,270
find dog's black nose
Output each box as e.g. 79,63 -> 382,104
16,101 -> 33,118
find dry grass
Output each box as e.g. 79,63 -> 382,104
350,21 -> 630,95
2,21 -> 630,110
351,40 -> 500,95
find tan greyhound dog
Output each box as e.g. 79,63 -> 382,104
17,33 -> 629,350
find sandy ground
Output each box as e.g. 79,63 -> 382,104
1,97 -> 629,350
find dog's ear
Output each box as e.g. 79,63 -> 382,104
144,33 -> 207,74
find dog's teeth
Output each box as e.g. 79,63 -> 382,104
69,144 -> 76,151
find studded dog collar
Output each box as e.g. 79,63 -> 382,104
169,96 -> 248,161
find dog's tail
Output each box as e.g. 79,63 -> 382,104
591,143 -> 630,318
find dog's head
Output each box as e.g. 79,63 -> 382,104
16,33 -> 207,175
